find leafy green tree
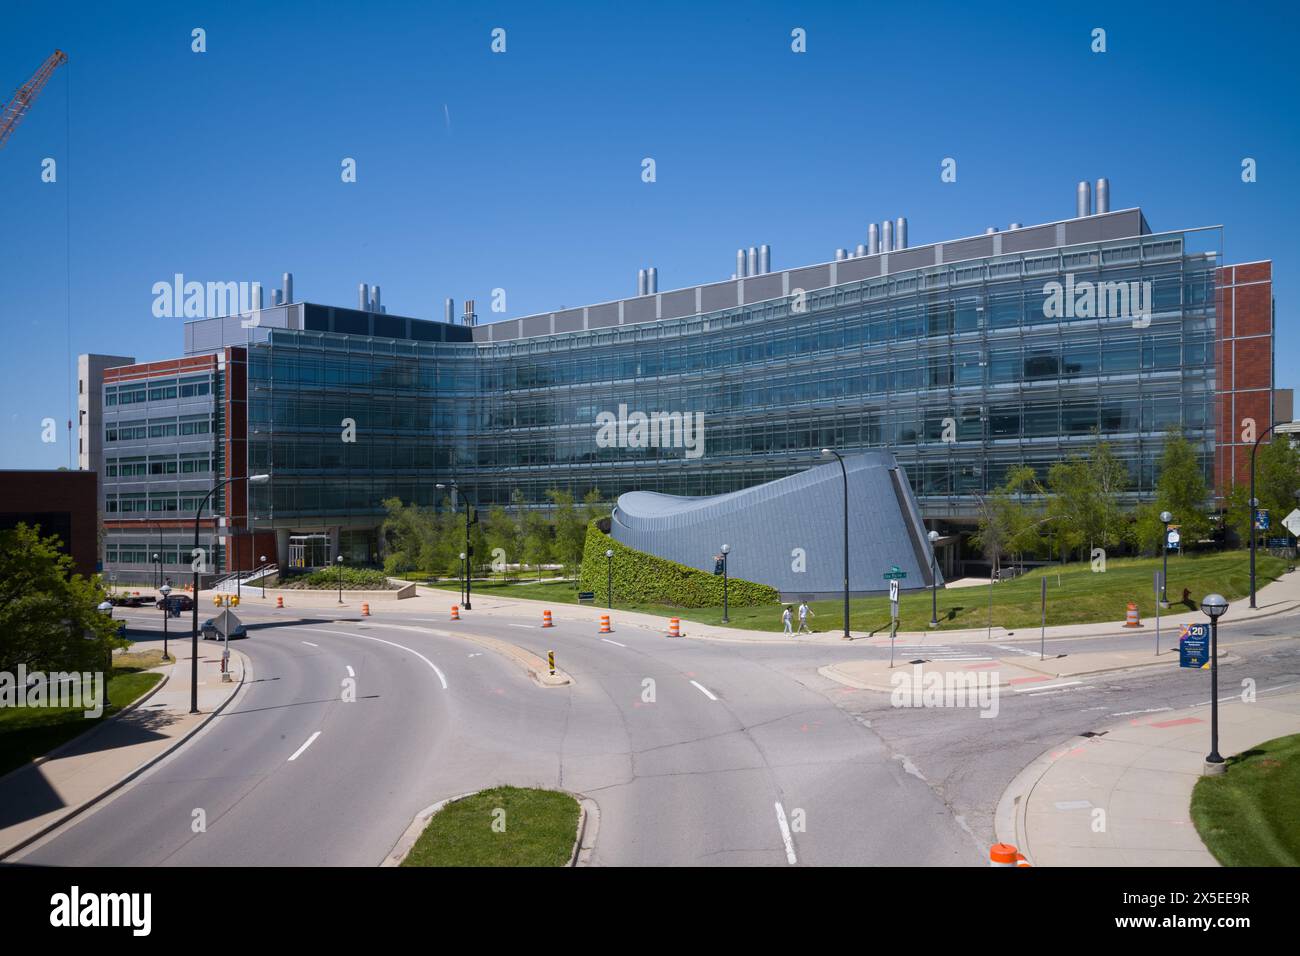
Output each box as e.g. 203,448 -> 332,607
522,509 -> 553,580
582,487 -> 611,528
483,505 -> 517,582
1045,434 -> 1128,562
1222,484 -> 1254,547
1256,436 -> 1300,532
548,489 -> 586,584
0,523 -> 127,675
1153,429 -> 1211,544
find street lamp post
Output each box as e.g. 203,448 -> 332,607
336,554 -> 344,605
605,549 -> 614,609
928,530 -> 940,627
459,551 -> 467,605
720,543 -> 731,623
158,583 -> 172,661
1201,593 -> 1229,770
259,554 -> 267,598
1159,511 -> 1172,608
192,474 -> 268,714
436,481 -> 475,610
152,553 -> 160,590
821,449 -> 851,640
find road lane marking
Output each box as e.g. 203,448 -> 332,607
690,680 -> 717,701
1013,680 -> 1083,693
301,641 -> 318,647
1112,707 -> 1172,717
601,638 -> 627,647
507,624 -> 534,630
773,802 -> 797,865
288,731 -> 321,762
296,627 -> 448,690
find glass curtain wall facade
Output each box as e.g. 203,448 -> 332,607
246,227 -> 1221,529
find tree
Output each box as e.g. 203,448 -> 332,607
522,510 -> 553,580
1222,484 -> 1254,547
483,505 -> 517,582
1045,433 -> 1128,562
1153,429 -> 1211,544
0,523 -> 126,675
548,489 -> 586,584
1256,436 -> 1300,532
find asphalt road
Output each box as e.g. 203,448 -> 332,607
16,596 -> 1297,867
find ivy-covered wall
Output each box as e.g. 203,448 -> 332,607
577,522 -> 779,608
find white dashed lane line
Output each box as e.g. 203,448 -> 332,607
690,680 -> 718,701
288,731 -> 321,762
773,802 -> 798,865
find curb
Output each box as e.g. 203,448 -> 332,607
0,648 -> 250,862
357,620 -> 573,688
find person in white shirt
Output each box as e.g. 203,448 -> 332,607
797,601 -> 814,633
781,606 -> 793,636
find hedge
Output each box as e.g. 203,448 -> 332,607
577,522 -> 779,608
279,566 -> 397,590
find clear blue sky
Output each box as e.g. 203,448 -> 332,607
2,0 -> 1296,468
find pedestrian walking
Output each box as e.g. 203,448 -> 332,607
782,605 -> 793,636
797,601 -> 814,633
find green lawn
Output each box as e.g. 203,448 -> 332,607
1191,734 -> 1300,866
0,659 -> 165,778
423,551 -> 1287,634
401,786 -> 581,867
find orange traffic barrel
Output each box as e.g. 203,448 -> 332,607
989,843 -> 1020,867
361,602 -> 370,617
667,618 -> 681,638
451,605 -> 460,621
1123,602 -> 1143,628
599,614 -> 611,634
542,609 -> 554,627
276,595 -> 284,608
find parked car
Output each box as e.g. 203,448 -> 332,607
201,617 -> 248,640
160,594 -> 194,613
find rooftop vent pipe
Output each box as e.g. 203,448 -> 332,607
1076,180 -> 1092,218
463,299 -> 476,326
855,243 -> 866,257
370,284 -> 382,313
881,220 -> 893,252
282,272 -> 293,305
868,223 -> 879,256
895,217 -> 907,250
444,297 -> 455,324
759,244 -> 770,274
1095,178 -> 1110,214
985,226 -> 998,234
358,283 -> 369,311
835,248 -> 847,261
647,267 -> 658,293
736,249 -> 747,278
1008,222 -> 1022,230
637,269 -> 647,296
747,247 -> 758,276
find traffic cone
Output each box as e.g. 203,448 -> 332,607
599,614 -> 611,634
361,602 -> 370,617
542,609 -> 554,627
667,618 -> 681,638
1123,602 -> 1143,628
989,844 -> 1020,867
276,596 -> 284,608
451,605 -> 460,621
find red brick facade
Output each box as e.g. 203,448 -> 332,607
1215,261 -> 1274,496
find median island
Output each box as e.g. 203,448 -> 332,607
401,786 -> 581,867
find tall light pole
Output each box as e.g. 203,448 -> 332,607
720,543 -> 731,623
159,583 -> 172,661
1159,510 -> 1172,607
437,481 -> 475,610
152,553 -> 160,590
928,530 -> 940,627
459,551 -> 467,605
1201,593 -> 1228,770
192,474 -> 268,714
605,549 -> 614,609
821,449 -> 851,640
259,554 -> 267,598
336,554 -> 344,605
1249,424 -> 1279,609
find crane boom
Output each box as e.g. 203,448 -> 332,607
0,49 -> 68,150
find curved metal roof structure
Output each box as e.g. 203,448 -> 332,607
610,451 -> 939,600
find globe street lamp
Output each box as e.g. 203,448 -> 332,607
336,554 -> 344,605
1200,593 -> 1229,771
260,555 -> 268,598
191,474 -> 268,714
720,544 -> 731,623
1159,511 -> 1173,608
459,551 -> 467,605
928,530 -> 941,627
605,549 -> 614,609
821,449 -> 851,640
152,553 -> 161,590
158,583 -> 172,661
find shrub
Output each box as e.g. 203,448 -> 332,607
577,522 -> 778,608
280,566 -> 395,590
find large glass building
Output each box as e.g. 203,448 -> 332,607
83,182 -> 1278,583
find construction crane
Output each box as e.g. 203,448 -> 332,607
0,49 -> 68,150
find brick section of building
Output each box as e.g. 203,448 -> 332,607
0,470 -> 99,577
103,353 -> 217,384
1215,261 -> 1275,495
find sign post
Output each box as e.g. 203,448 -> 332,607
883,568 -> 906,667
1039,576 -> 1047,661
1154,571 -> 1164,655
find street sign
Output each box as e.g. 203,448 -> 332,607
883,565 -> 908,581
1283,508 -> 1300,538
889,579 -> 900,602
577,591 -> 595,603
1179,623 -> 1210,669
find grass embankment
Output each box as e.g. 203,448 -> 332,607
1191,734 -> 1300,866
401,786 -> 581,867
0,652 -> 168,778
424,552 -> 1287,634
278,567 -> 398,590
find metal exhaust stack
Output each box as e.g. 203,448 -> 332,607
370,284 -> 382,313
759,244 -> 770,274
881,220 -> 893,253
358,283 -> 369,311
647,267 -> 658,293
895,217 -> 907,250
444,297 -> 455,324
463,299 -> 476,327
736,248 -> 747,278
637,269 -> 647,296
747,247 -> 758,276
1095,178 -> 1110,214
868,223 -> 879,256
282,272 -> 293,305
855,243 -> 866,257
1076,180 -> 1092,218
835,248 -> 847,261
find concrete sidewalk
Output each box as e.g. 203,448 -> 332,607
0,642 -> 247,860
995,688 -> 1300,866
